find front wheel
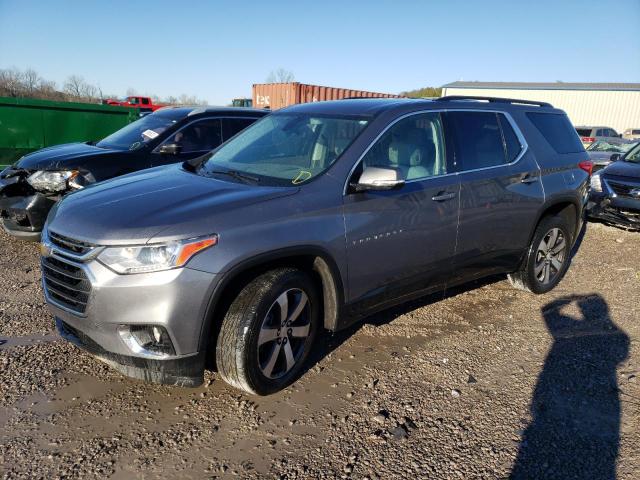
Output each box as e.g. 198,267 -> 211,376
508,215 -> 572,294
216,268 -> 320,395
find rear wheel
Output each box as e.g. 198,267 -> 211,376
216,268 -> 320,395
508,215 -> 572,294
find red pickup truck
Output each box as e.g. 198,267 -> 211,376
102,96 -> 165,113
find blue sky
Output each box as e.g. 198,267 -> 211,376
1,0 -> 639,104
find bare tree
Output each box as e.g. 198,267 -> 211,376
0,68 -> 25,97
63,75 -> 99,101
126,87 -> 138,97
266,68 -> 295,83
22,68 -> 41,94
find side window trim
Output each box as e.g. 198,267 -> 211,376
343,109 -> 529,194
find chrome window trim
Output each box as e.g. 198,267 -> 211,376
343,108 -> 529,195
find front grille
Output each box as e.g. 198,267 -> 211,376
607,181 -> 639,198
41,256 -> 91,314
49,231 -> 96,256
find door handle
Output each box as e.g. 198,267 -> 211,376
431,191 -> 457,202
521,175 -> 539,184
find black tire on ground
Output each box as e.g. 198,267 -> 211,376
216,268 -> 320,395
507,215 -> 573,294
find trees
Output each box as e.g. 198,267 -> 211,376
0,67 -> 208,105
266,68 -> 295,83
400,86 -> 442,98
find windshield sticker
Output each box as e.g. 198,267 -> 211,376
292,170 -> 312,184
142,129 -> 160,140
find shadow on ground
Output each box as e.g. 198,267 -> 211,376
510,294 -> 629,480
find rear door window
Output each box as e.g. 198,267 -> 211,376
162,118 -> 223,153
446,112 -> 507,171
527,113 -> 584,153
222,117 -> 258,142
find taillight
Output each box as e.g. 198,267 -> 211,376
578,160 -> 594,176
582,136 -> 595,143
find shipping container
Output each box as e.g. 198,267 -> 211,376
0,97 -> 139,169
252,82 -> 401,110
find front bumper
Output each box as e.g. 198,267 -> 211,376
0,177 -> 57,239
587,195 -> 640,230
56,318 -> 207,387
45,253 -> 220,387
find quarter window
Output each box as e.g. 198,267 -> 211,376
447,112 -> 507,170
361,112 -> 447,181
497,114 -> 523,162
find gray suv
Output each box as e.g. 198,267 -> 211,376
41,96 -> 590,395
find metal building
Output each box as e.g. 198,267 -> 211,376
441,82 -> 640,133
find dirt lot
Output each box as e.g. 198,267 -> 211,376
1,223 -> 639,479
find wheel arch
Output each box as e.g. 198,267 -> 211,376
198,246 -> 346,363
529,196 -> 581,246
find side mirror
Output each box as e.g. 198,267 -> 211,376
610,153 -> 621,162
159,143 -> 182,155
352,166 -> 405,192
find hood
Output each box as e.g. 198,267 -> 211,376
47,164 -> 299,244
602,160 -> 640,180
15,142 -> 120,170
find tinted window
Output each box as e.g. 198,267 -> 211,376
141,98 -> 150,105
527,113 -> 584,153
576,128 -> 592,137
497,114 -> 522,162
595,129 -> 605,136
222,117 -> 258,142
361,112 -> 447,181
164,119 -> 222,153
447,112 -> 506,170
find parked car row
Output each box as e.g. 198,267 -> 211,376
576,125 -> 640,148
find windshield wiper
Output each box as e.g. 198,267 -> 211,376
206,169 -> 260,184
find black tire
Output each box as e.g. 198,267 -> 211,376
216,268 -> 320,395
507,215 -> 573,294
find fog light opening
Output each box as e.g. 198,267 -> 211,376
119,325 -> 176,358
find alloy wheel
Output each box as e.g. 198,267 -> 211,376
257,288 -> 311,379
534,227 -> 567,285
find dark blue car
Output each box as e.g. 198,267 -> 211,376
588,142 -> 640,230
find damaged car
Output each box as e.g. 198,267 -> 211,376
0,107 -> 266,240
588,141 -> 640,230
586,138 -> 636,173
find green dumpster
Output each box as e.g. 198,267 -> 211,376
0,97 -> 139,169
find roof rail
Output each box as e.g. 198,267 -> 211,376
436,96 -> 553,108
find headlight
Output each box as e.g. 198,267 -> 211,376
97,236 -> 217,274
590,173 -> 602,192
27,170 -> 79,193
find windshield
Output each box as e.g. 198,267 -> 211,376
587,140 -> 634,153
198,113 -> 370,186
624,143 -> 640,163
96,112 -> 180,150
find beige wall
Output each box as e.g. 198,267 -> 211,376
441,87 -> 640,133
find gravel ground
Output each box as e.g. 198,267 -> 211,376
0,223 -> 638,479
